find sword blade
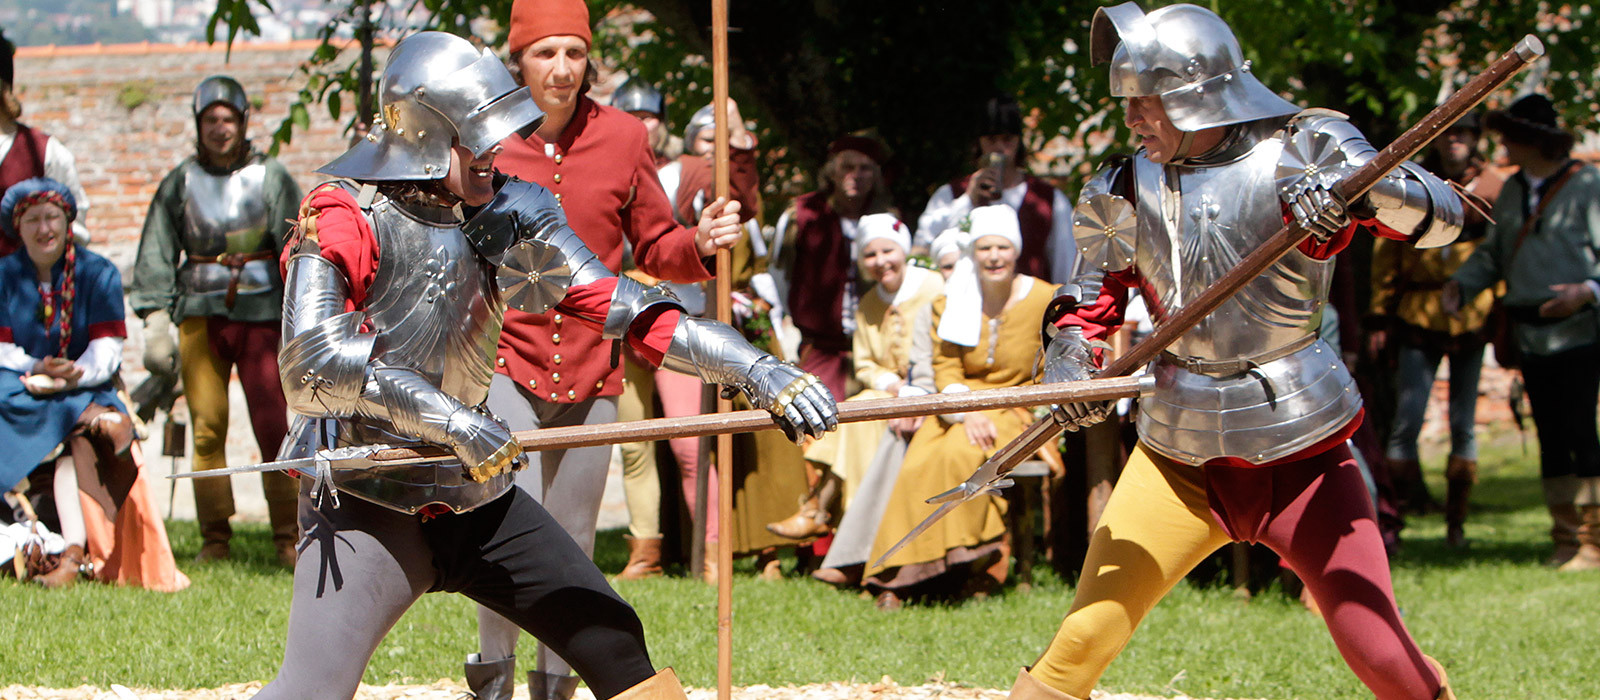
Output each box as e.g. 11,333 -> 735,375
870,499 -> 965,570
165,458 -> 318,479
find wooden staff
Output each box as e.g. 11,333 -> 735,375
350,378 -> 1146,463
975,35 -> 1546,486
710,0 -> 735,698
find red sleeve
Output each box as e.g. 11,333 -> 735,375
281,184 -> 380,311
86,320 -> 126,340
552,276 -> 678,365
625,137 -> 713,284
1056,268 -> 1141,345
0,328 -> 13,343
1294,213 -> 1407,260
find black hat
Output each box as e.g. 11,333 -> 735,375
1,30 -> 14,87
1448,109 -> 1482,134
979,95 -> 1023,138
1486,94 -> 1574,156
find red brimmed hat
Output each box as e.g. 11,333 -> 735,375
827,129 -> 890,166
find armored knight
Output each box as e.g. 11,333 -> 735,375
128,75 -> 303,566
1010,4 -> 1460,700
253,32 -> 834,700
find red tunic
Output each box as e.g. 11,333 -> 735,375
284,184 -> 679,369
493,97 -> 712,403
0,123 -> 52,258
671,147 -> 761,226
949,174 -> 1058,281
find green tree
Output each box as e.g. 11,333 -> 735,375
214,0 -> 1598,222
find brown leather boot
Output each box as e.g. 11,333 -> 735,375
1444,456 -> 1476,548
1005,668 -> 1084,700
617,536 -> 664,580
766,462 -> 838,540
32,544 -> 87,589
196,518 -> 232,563
1559,505 -> 1600,572
610,668 -> 689,700
1544,476 -> 1582,567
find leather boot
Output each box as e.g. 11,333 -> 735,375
268,492 -> 300,568
1544,476 -> 1581,567
1006,668 -> 1084,700
196,518 -> 232,563
1424,655 -> 1456,700
610,668 -> 689,700
1387,458 -> 1438,514
463,654 -> 515,700
32,544 -> 87,589
528,670 -> 581,700
1558,504 -> 1600,572
766,462 -> 838,540
1444,456 -> 1476,548
617,536 -> 664,580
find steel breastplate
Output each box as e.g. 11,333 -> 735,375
331,196 -> 510,514
1130,136 -> 1358,465
179,161 -> 276,298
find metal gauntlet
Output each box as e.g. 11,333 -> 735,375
659,316 -> 838,441
357,366 -> 520,482
1043,327 -> 1111,432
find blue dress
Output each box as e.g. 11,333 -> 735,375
0,245 -> 128,490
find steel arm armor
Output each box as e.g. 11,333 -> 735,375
279,252 -> 376,416
658,317 -> 838,441
1292,112 -> 1463,248
279,245 -> 516,482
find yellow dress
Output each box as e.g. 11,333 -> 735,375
866,276 -> 1053,588
804,266 -> 944,507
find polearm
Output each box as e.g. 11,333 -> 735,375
169,377 -> 1149,477
709,0 -> 736,696
873,35 -> 1546,568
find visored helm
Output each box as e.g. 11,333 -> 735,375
683,103 -> 715,146
193,75 -> 250,126
1090,2 -> 1298,132
613,76 -> 665,118
318,31 -> 546,181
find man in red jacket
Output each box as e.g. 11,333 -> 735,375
469,1 -> 747,698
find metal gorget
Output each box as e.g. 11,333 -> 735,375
1128,127 -> 1359,465
179,160 -> 276,298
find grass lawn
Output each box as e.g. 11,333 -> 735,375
3,429 -> 1593,698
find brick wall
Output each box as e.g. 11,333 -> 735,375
14,40 -> 386,269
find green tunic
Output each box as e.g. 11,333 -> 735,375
127,152 -> 301,323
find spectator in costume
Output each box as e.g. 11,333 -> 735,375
1369,112 -> 1502,548
128,76 -> 302,566
801,213 -> 944,585
0,32 -> 92,254
865,205 -> 1052,609
472,1 -> 748,697
1446,93 -> 1600,571
0,178 -> 188,592
915,95 -> 1073,282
